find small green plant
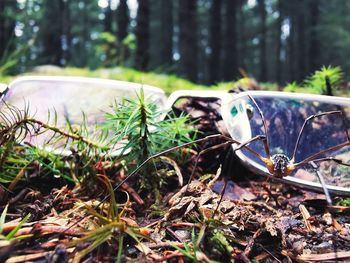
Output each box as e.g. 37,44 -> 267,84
284,66 -> 343,95
0,104 -> 107,188
104,89 -> 196,202
304,66 -> 343,94
172,228 -> 200,262
337,198 -> 350,206
284,81 -> 301,92
69,175 -> 151,263
208,229 -> 234,262
172,228 -> 220,263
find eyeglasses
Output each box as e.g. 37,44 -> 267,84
1,76 -> 349,195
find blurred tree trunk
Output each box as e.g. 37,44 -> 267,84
40,0 -> 65,65
0,0 -> 17,59
116,0 -> 129,65
178,0 -> 198,82
296,0 -> 306,82
275,0 -> 282,84
222,0 -> 238,81
209,0 -> 222,84
160,0 -> 173,69
117,0 -> 130,42
104,0 -> 113,33
136,0 -> 150,70
287,3 -> 297,82
257,0 -> 267,82
308,0 -> 320,73
62,0 -> 71,64
237,0 -> 246,71
117,0 -> 129,41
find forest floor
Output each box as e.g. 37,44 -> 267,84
3,170 -> 350,262
1,92 -> 350,263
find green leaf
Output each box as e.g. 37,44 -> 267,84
0,205 -> 8,234
116,234 -> 124,263
6,213 -> 31,240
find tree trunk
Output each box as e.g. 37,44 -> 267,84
104,0 -> 113,33
117,0 -> 129,41
257,0 -> 267,82
62,0 -> 71,65
275,0 -> 282,84
209,0 -> 222,84
160,0 -> 173,69
0,0 -> 17,59
41,0 -> 65,65
136,0 -> 150,70
178,0 -> 198,82
308,0 -> 320,73
287,3 -> 297,83
237,0 -> 246,71
222,0 -> 238,81
296,0 -> 306,82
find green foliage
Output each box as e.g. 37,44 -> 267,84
208,229 -> 234,261
23,147 -> 73,182
337,198 -> 350,207
0,103 -> 107,186
94,32 -> 118,67
304,66 -> 343,94
284,81 -> 301,92
5,213 -> 31,241
93,32 -> 136,68
172,228 -> 199,262
1,65 -> 349,98
172,228 -> 221,263
105,89 -> 195,160
123,34 -> 136,51
0,41 -> 31,76
0,66 -> 229,95
69,178 -> 151,263
0,206 -> 31,241
104,89 -> 196,200
284,66 -> 346,95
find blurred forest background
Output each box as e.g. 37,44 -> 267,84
1,0 -> 350,86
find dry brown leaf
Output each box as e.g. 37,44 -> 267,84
299,204 -> 315,232
298,251 -> 350,261
159,156 -> 183,186
263,218 -> 278,237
